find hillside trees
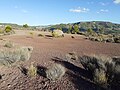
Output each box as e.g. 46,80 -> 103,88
67,25 -> 72,34
5,25 -> 12,33
23,24 -> 29,28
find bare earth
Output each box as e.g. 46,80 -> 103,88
0,30 -> 120,90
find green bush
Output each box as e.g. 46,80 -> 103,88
23,24 -> 28,28
5,25 -> 12,33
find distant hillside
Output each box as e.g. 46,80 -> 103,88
0,23 -> 36,30
47,21 -> 120,34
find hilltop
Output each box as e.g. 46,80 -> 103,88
48,21 -> 120,34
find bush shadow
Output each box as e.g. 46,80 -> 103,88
36,65 -> 47,78
52,57 -> 106,90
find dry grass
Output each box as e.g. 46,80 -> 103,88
80,55 -> 111,88
4,41 -> 15,48
0,46 -> 33,66
28,62 -> 37,77
38,33 -> 44,37
93,69 -> 108,87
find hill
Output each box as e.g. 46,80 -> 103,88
47,21 -> 120,34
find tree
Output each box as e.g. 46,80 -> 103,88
99,27 -> 105,34
87,28 -> 93,35
67,25 -> 72,34
23,24 -> 28,28
73,24 -> 79,34
5,25 -> 12,33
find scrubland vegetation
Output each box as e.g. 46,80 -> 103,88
0,22 -> 120,90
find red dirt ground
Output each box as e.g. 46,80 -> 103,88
0,31 -> 120,90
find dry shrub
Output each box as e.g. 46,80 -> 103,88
38,33 -> 44,37
80,55 -> 110,87
52,30 -> 64,38
28,62 -> 37,77
66,52 -> 78,61
80,55 -> 120,88
4,41 -> 14,48
0,46 -> 33,66
94,69 -> 108,87
46,63 -> 66,81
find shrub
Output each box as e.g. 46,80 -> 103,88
28,62 -> 37,77
5,25 -> 12,33
52,29 -> 64,38
114,37 -> 120,43
80,55 -> 120,88
80,55 -> 112,87
106,38 -> 114,43
4,41 -> 14,48
46,63 -> 66,81
107,56 -> 120,85
80,55 -> 99,72
29,32 -> 34,35
0,46 -> 33,66
23,24 -> 28,28
38,33 -> 44,37
93,69 -> 108,87
66,52 -> 78,61
0,29 -> 3,34
19,46 -> 33,61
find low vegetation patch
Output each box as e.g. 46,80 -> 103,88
52,29 -> 64,38
0,25 -> 15,35
46,63 -> 66,81
4,41 -> 15,48
28,62 -> 37,77
38,33 -> 44,37
0,46 -> 33,66
80,55 -> 120,89
85,33 -> 120,43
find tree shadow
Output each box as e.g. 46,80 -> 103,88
51,57 -> 106,90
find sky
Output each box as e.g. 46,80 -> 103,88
0,0 -> 120,25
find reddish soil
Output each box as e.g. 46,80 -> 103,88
0,31 -> 120,90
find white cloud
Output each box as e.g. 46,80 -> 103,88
97,9 -> 109,14
114,0 -> 120,4
100,9 -> 109,12
99,2 -> 109,6
14,6 -> 18,9
69,7 -> 89,13
21,9 -> 28,13
87,2 -> 94,4
97,12 -> 100,14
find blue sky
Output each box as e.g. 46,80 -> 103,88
0,0 -> 120,25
